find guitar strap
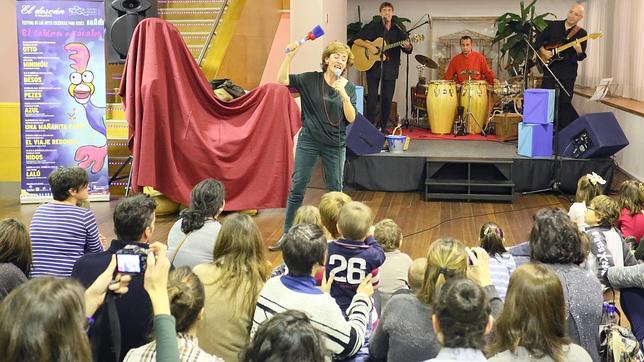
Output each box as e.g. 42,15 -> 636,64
566,25 -> 582,40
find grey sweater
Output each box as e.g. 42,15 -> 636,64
369,285 -> 502,362
0,263 -> 27,301
488,344 -> 592,361
604,263 -> 644,289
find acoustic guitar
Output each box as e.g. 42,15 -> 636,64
538,32 -> 603,64
352,33 -> 425,72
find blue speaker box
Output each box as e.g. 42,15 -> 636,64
556,112 -> 628,158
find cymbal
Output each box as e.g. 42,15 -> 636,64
414,54 -> 438,69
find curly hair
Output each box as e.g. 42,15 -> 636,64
529,208 -> 583,264
589,195 -> 620,226
374,218 -> 403,252
180,179 -> 225,234
618,180 -> 643,215
320,41 -> 354,73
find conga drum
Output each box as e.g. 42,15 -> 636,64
460,80 -> 489,134
426,80 -> 457,134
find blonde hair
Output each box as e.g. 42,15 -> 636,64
167,267 -> 205,333
374,218 -> 402,252
319,192 -> 353,239
574,175 -> 603,205
416,238 -> 467,305
294,205 -> 330,240
321,41 -> 354,72
408,257 -> 427,291
337,201 -> 373,241
590,195 -> 620,226
209,213 -> 269,315
618,180 -> 643,215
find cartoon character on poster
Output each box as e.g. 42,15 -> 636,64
64,42 -> 107,174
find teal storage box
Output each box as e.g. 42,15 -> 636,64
523,88 -> 555,124
355,86 -> 364,114
518,122 -> 553,157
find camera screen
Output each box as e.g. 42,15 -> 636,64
117,254 -> 141,273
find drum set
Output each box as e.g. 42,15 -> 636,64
412,54 -> 526,136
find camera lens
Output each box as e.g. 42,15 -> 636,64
122,0 -> 141,9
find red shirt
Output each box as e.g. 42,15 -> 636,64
443,51 -> 495,84
618,208 -> 644,243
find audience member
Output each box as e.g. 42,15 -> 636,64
244,310 -> 327,362
487,263 -> 592,361
508,241 -> 531,268
530,208 -> 603,361
479,222 -> 515,301
603,264 -> 644,349
373,218 -> 412,309
30,166 -> 105,277
568,172 -> 604,231
369,239 -> 501,362
326,201 -> 385,314
319,191 -> 353,240
428,277 -> 493,362
72,194 -> 158,362
617,180 -> 644,244
585,195 -> 637,289
271,205 -> 326,278
125,266 -> 223,361
407,257 -> 427,292
168,179 -> 225,268
252,224 -> 373,359
0,258 -> 130,361
194,213 -> 269,361
0,218 -> 31,300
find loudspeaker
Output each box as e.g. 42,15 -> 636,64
556,112 -> 628,158
346,113 -> 386,156
106,0 -> 157,63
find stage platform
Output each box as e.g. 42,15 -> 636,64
344,139 -> 614,202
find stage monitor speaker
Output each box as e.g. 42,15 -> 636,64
106,0 -> 157,63
556,112 -> 628,159
346,113 -> 385,156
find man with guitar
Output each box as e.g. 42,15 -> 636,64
353,2 -> 412,133
534,3 -> 587,130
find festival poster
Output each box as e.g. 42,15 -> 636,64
17,0 -> 109,203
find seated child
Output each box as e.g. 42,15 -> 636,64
479,222 -> 515,301
617,180 -> 644,245
373,218 -> 412,309
568,172 -> 604,231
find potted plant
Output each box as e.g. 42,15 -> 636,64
493,0 -> 554,75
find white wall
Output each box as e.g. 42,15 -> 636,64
346,0 -> 579,118
573,97 -> 644,181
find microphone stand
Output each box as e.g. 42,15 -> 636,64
401,16 -> 430,131
521,38 -> 570,199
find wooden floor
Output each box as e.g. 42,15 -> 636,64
0,164 -> 572,267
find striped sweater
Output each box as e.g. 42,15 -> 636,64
252,275 -> 372,359
30,202 -> 102,277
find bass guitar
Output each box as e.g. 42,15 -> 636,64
352,33 -> 425,72
538,32 -> 603,65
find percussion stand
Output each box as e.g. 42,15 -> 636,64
462,71 -> 487,136
520,38 -> 571,198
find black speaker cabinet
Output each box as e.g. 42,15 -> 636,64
556,112 -> 628,158
346,113 -> 385,156
106,0 -> 157,63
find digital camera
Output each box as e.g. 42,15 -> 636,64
115,245 -> 148,275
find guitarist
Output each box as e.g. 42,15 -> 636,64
353,2 -> 412,133
534,3 -> 587,130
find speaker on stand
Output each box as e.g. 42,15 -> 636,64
106,0 -> 157,63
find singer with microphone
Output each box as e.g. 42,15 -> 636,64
269,41 -> 357,251
353,2 -> 412,134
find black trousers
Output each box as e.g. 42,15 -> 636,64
366,69 -> 396,130
541,76 -> 578,131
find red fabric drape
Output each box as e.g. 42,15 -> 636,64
119,18 -> 301,210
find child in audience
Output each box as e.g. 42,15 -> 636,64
374,218 -> 412,309
194,213 -> 270,362
167,178 -> 225,268
487,263 -> 592,361
244,310 -> 326,362
479,222 -> 515,300
617,180 -> 644,245
30,166 -> 105,278
124,266 -> 223,361
407,257 -> 427,292
585,195 -> 638,289
271,205 -> 326,277
319,191 -> 353,240
428,277 -> 493,362
0,218 -> 31,300
326,201 -> 385,314
568,172 -> 604,231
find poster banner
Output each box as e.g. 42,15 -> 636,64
17,0 -> 109,203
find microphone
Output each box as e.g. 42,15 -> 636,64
428,13 -> 433,29
334,68 -> 342,79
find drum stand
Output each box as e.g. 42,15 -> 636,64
462,71 -> 487,135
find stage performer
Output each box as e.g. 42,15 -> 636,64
534,3 -> 587,131
353,2 -> 413,133
444,35 -> 497,85
268,41 -> 357,251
